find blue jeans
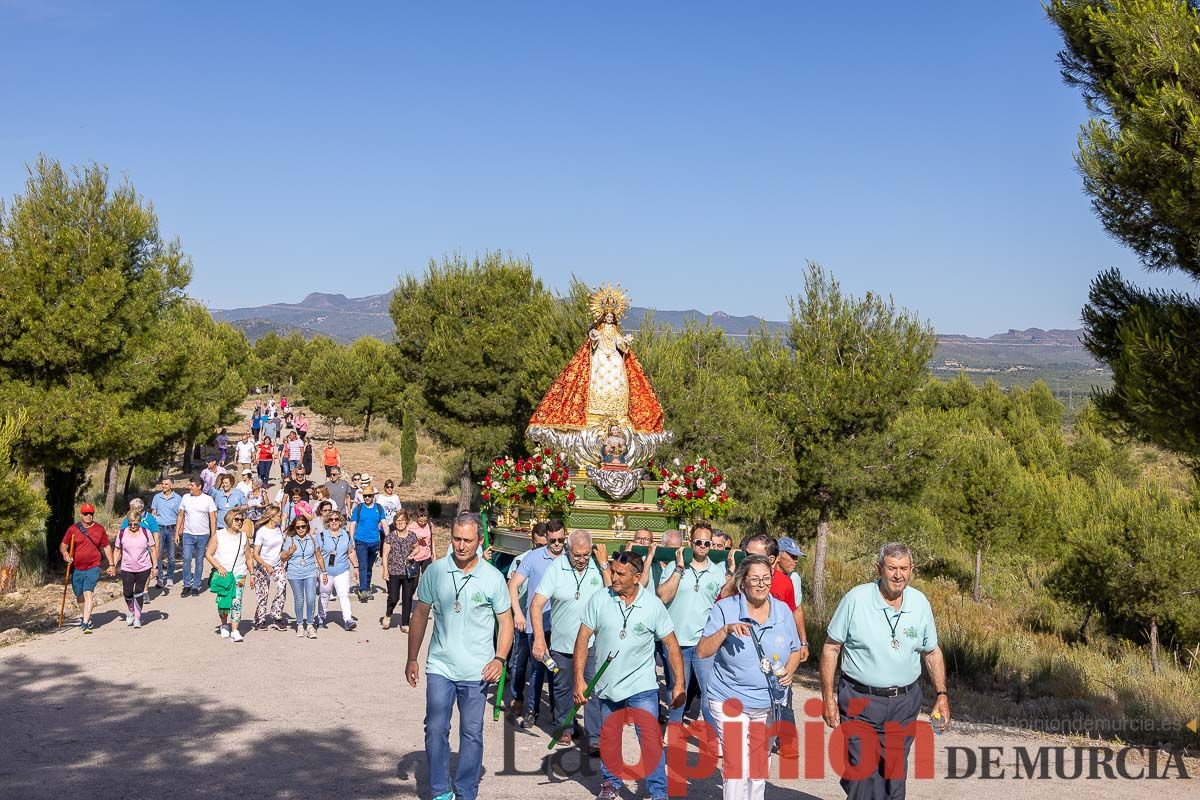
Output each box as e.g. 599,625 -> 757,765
355,542 -> 379,592
598,688 -> 668,797
156,529 -> 176,585
664,645 -> 716,728
288,575 -> 319,625
525,631 -> 555,720
553,648 -> 601,745
506,626 -> 530,704
425,673 -> 488,800
181,534 -> 209,589
280,458 -> 292,478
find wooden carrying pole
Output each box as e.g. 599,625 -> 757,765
57,534 -> 76,628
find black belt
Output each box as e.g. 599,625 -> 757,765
843,677 -> 918,698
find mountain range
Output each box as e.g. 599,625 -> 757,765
210,292 -> 1109,394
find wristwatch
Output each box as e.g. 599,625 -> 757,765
799,641 -> 809,648
598,562 -> 609,570
674,566 -> 686,575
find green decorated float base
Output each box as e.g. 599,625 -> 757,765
490,477 -> 701,555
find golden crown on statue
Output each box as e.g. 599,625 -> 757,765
588,283 -> 629,322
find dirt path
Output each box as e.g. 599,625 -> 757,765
2,568 -> 1195,800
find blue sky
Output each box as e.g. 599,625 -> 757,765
1,1 -> 1195,335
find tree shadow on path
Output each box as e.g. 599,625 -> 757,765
0,658 -> 404,800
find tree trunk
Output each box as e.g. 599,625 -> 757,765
43,466 -> 84,577
813,498 -> 832,618
182,436 -> 195,473
123,463 -> 135,497
1149,616 -> 1161,675
972,545 -> 983,603
364,399 -> 373,436
327,417 -> 336,440
457,453 -> 473,515
103,456 -> 118,514
1077,603 -> 1093,642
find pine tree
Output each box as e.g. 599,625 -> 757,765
1048,0 -> 1200,471
400,406 -> 418,485
0,158 -> 190,570
748,263 -> 936,616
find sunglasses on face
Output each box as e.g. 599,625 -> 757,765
294,525 -> 309,531
547,537 -> 566,545
613,552 -> 642,567
232,516 -> 244,523
692,539 -> 712,547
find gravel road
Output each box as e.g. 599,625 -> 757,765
1,565 -> 1193,800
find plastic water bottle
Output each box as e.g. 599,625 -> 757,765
931,709 -> 944,736
541,653 -> 560,674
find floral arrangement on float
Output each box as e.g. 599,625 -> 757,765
481,449 -> 576,515
654,456 -> 734,521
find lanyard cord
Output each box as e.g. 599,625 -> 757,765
450,573 -> 474,605
882,608 -> 902,641
617,597 -> 636,634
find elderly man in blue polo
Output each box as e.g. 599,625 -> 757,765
575,551 -> 685,800
530,529 -> 611,751
406,513 -> 514,800
820,542 -> 950,800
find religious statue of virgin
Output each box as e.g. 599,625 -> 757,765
526,285 -> 671,497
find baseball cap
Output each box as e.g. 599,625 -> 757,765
241,468 -> 254,476
80,503 -> 96,514
777,537 -> 805,558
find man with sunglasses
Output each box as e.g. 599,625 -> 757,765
407,513 -> 513,800
576,551 -> 685,800
508,518 -> 567,728
59,503 -> 115,633
657,521 -> 724,727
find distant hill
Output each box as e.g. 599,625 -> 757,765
211,292 -> 1109,399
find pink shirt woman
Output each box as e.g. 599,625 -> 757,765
407,507 -> 434,564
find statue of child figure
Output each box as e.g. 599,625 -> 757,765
602,421 -> 628,466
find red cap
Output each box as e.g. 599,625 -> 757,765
79,503 -> 96,514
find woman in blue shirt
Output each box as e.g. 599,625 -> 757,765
280,516 -> 326,638
316,511 -> 359,631
698,554 -> 802,800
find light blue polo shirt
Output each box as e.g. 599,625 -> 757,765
515,545 -> 561,629
417,555 -> 512,682
703,595 -> 801,709
658,559 -> 724,646
580,585 -> 675,702
151,492 -> 182,527
212,488 -> 237,529
318,530 -> 353,577
507,551 -> 529,607
827,581 -> 938,688
534,555 -> 605,654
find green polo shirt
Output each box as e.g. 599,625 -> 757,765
657,559 -> 723,646
827,580 -> 938,689
535,555 -> 605,654
417,554 -> 512,682
580,584 -> 674,702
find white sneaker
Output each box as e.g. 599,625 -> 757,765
230,629 -> 243,642
220,625 -> 231,638
126,615 -> 135,627
133,619 -> 142,629
297,625 -> 305,638
166,579 -> 174,587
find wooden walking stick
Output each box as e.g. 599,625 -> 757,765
57,533 -> 76,628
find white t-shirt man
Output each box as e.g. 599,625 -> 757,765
179,493 -> 217,537
235,439 -> 256,464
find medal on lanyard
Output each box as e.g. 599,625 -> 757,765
450,572 -> 473,614
883,607 -> 902,649
618,597 -> 635,639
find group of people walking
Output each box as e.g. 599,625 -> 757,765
58,400 -> 952,800
60,403 -> 436,642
